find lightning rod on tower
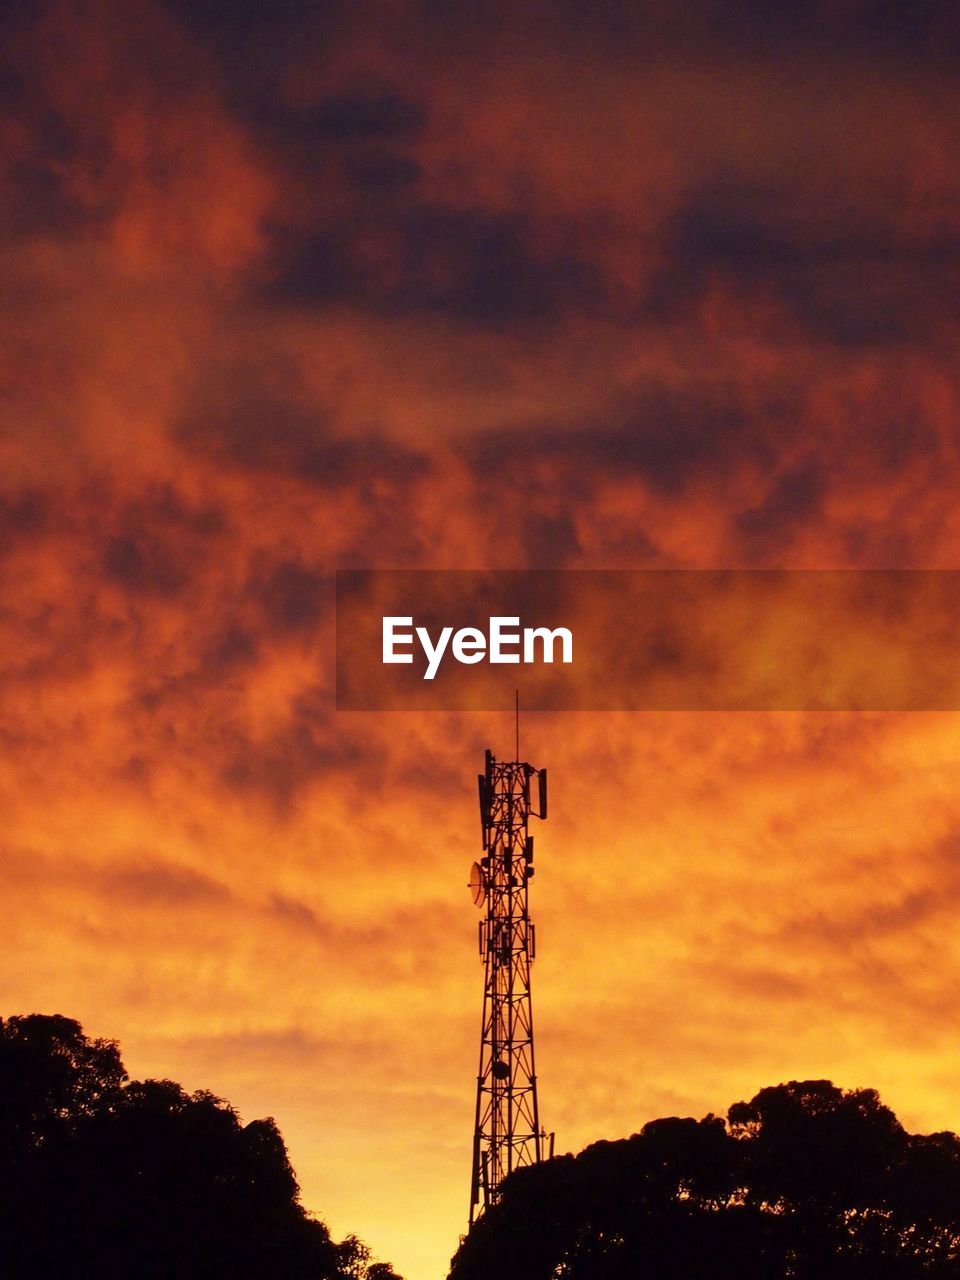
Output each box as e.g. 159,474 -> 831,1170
467,732 -> 552,1226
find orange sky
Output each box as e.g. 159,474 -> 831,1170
5,3 -> 960,1277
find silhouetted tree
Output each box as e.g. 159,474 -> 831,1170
337,1234 -> 405,1280
449,1080 -> 960,1279
0,1015 -> 403,1279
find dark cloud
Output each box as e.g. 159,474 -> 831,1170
785,879 -> 959,949
250,559 -> 328,634
565,0 -> 960,57
258,226 -> 359,305
99,485 -> 226,597
465,384 -> 788,497
160,0 -> 341,74
340,150 -> 422,194
4,158 -> 96,240
176,359 -> 429,487
102,535 -> 188,596
240,84 -> 426,205
855,0 -> 960,47
163,0 -> 960,79
649,185 -> 960,348
219,691 -> 380,810
203,624 -> 260,671
734,460 -> 826,556
0,848 -> 235,911
97,859 -> 232,907
0,489 -> 48,551
262,204 -> 606,327
706,962 -> 808,1003
267,892 -> 327,934
0,65 -> 104,239
519,512 -> 581,567
270,90 -> 427,143
850,389 -> 941,478
674,0 -> 948,53
179,1025 -> 388,1073
130,484 -> 226,537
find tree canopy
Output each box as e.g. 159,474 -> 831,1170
0,1014 -> 401,1279
449,1080 -> 960,1279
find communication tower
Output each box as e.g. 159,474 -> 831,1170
468,743 -> 552,1225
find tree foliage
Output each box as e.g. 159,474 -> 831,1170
0,1014 -> 402,1280
449,1080 -> 960,1279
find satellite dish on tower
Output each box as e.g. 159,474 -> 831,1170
469,861 -> 485,907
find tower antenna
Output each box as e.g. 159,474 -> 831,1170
468,737 -> 552,1226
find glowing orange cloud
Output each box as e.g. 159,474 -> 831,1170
4,4 -> 960,1278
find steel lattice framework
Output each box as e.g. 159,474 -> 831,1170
469,748 -> 550,1225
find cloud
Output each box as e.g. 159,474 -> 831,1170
176,355 -> 430,488
0,489 -> 48,550
269,89 -> 428,143
218,693 -> 380,811
98,858 -> 234,907
648,182 -> 960,349
262,203 -> 606,328
249,559 -> 329,634
462,382 -> 788,498
734,459 -> 826,556
5,4 -> 960,1279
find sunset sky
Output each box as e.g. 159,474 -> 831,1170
5,3 -> 960,1277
